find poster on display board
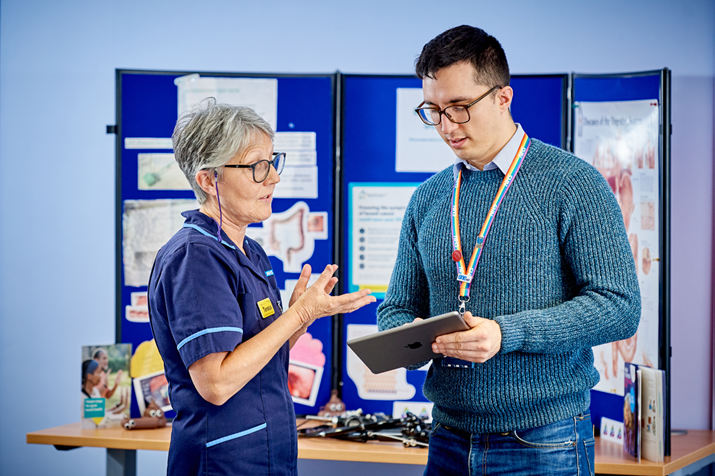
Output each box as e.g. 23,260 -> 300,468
348,183 -> 420,298
573,99 -> 661,395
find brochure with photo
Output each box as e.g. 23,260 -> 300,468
639,367 -> 665,462
623,362 -> 642,459
133,370 -> 172,416
81,344 -> 132,429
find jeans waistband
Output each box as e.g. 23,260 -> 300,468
441,413 -> 590,438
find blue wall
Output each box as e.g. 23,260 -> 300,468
1,1 -> 713,474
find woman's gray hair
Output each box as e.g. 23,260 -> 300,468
172,98 -> 274,204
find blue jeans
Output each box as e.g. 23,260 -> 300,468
424,413 -> 595,476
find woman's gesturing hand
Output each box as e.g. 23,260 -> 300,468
291,264 -> 375,325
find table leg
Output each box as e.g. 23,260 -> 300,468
107,448 -> 137,476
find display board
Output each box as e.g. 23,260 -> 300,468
115,70 -> 337,417
572,69 -> 671,454
338,74 -> 569,417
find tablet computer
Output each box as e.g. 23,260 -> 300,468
346,311 -> 469,374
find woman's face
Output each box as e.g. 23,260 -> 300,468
218,133 -> 280,227
95,352 -> 108,370
87,366 -> 102,386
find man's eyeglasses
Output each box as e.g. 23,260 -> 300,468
415,86 -> 502,126
223,152 -> 286,183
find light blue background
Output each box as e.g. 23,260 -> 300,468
1,1 -> 713,474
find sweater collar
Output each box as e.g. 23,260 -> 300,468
453,123 -> 526,174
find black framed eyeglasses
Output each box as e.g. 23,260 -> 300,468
223,152 -> 286,183
415,86 -> 502,126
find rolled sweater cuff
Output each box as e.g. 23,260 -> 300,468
494,314 -> 525,354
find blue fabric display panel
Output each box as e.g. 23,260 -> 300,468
339,74 -> 568,416
572,71 -> 670,454
116,70 -> 337,416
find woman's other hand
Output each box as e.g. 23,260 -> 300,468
292,264 -> 375,325
289,264 -> 313,307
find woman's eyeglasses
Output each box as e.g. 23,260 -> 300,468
223,152 -> 286,183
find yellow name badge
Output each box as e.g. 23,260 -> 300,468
257,298 -> 275,319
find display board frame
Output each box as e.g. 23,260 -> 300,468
336,72 -> 570,416
114,69 -> 339,416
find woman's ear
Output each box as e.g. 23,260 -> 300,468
195,169 -> 217,197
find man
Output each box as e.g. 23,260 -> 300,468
377,25 -> 640,475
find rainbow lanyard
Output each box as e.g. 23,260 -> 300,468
451,134 -> 531,315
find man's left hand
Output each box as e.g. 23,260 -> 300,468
431,312 -> 502,363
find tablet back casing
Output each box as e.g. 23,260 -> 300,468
346,312 -> 469,374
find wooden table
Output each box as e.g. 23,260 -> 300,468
27,423 -> 715,476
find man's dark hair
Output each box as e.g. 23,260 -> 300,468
415,25 -> 510,87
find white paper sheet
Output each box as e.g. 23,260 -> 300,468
273,166 -> 318,199
175,75 -> 278,130
573,99 -> 661,395
125,138 -> 173,150
281,150 -> 317,167
274,131 -> 316,151
123,199 -> 198,287
393,401 -> 433,422
395,88 -> 455,173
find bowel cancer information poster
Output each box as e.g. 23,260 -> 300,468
348,183 -> 419,298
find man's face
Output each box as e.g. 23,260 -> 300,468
422,62 -> 507,165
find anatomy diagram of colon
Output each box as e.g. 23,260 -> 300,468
246,201 -> 317,273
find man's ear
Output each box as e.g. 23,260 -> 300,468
497,86 -> 513,113
195,169 -> 217,198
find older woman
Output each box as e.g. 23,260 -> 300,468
148,100 -> 375,475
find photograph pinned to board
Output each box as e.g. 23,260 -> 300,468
126,291 -> 149,323
306,211 -> 328,240
573,99 -> 661,396
81,344 -> 132,429
287,361 -> 323,407
137,153 -> 191,191
123,199 -> 198,287
288,333 -> 326,407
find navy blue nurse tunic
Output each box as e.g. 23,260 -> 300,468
148,210 -> 297,475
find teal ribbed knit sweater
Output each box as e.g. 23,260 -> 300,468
377,139 -> 640,434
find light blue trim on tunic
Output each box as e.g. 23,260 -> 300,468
182,223 -> 236,250
265,269 -> 274,277
176,327 -> 243,350
206,423 -> 267,448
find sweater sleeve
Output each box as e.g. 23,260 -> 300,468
377,195 -> 431,331
494,164 -> 641,354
